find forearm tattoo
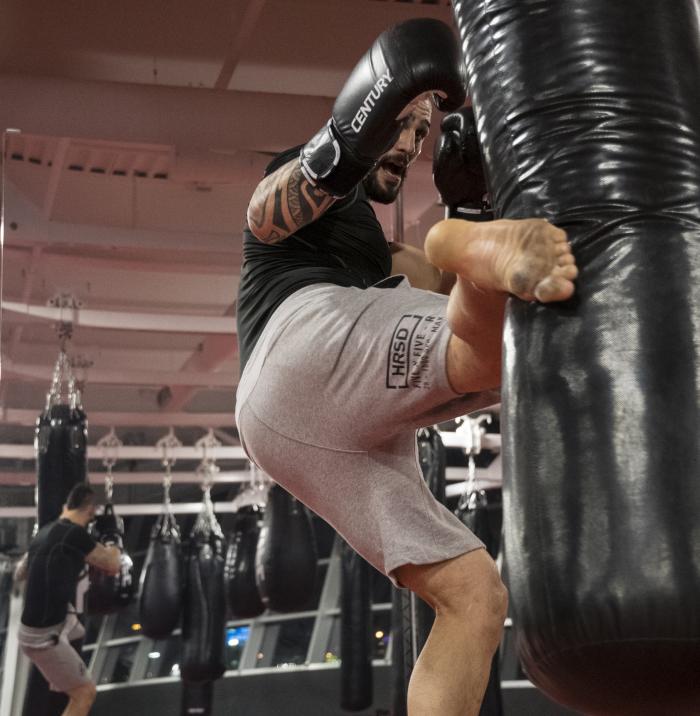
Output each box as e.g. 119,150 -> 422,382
247,159 -> 336,244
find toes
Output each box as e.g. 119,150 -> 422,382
548,224 -> 568,243
555,241 -> 574,256
534,276 -> 575,303
557,263 -> 579,280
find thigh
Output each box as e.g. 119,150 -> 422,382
23,637 -> 93,693
239,404 -> 484,583
239,280 -> 498,453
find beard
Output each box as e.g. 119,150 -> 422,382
362,157 -> 407,204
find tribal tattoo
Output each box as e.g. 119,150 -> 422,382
247,159 -> 336,244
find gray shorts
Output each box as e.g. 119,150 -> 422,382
235,277 -> 499,583
18,611 -> 92,693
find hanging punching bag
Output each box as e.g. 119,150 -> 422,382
255,484 -> 317,612
181,681 -> 214,716
35,361 -> 88,527
340,540 -> 373,712
139,510 -> 182,639
452,1 -> 700,714
224,505 -> 265,619
181,490 -> 226,684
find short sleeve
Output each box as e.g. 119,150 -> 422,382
67,524 -> 97,557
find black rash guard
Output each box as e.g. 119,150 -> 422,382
236,147 -> 392,372
22,518 -> 96,628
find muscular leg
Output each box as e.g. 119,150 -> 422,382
394,549 -> 508,716
63,683 -> 96,716
392,218 -> 576,716
425,217 -> 578,393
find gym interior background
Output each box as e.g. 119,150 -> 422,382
0,1 -> 648,714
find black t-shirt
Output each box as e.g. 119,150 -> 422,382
237,147 -> 392,372
22,518 -> 96,627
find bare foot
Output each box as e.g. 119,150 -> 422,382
425,218 -> 578,303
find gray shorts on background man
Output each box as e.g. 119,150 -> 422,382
236,277 -> 499,584
18,608 -> 92,693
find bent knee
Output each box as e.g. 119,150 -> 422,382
401,548 -> 508,625
68,682 -> 96,704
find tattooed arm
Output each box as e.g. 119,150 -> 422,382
246,157 -> 337,244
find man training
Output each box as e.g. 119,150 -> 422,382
236,18 -> 578,716
15,484 -> 122,716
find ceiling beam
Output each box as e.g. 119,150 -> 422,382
3,246 -> 236,277
42,137 -> 70,220
214,0 -> 267,90
0,74 -> 333,155
2,301 -> 237,334
5,180 -> 243,254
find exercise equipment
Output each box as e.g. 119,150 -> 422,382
180,478 -> 226,683
255,484 -> 317,612
225,505 -> 265,619
180,681 -> 213,716
85,432 -> 134,614
35,350 -> 88,528
452,0 -> 700,712
340,540 -> 373,712
139,433 -> 182,638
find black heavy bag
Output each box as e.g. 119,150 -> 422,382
340,540 -> 373,712
35,402 -> 88,527
85,503 -> 135,615
224,505 -> 265,619
389,588 -> 411,716
456,488 -> 503,563
416,427 -> 446,504
456,488 -> 504,716
139,511 -> 182,639
255,484 -> 317,612
452,1 -> 700,713
181,498 -> 226,683
180,681 -> 214,716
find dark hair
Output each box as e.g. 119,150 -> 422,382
65,483 -> 96,511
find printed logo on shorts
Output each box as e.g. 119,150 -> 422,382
386,314 -> 444,389
387,315 -> 420,388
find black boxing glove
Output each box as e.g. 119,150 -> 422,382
300,18 -> 466,197
433,107 -> 493,220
